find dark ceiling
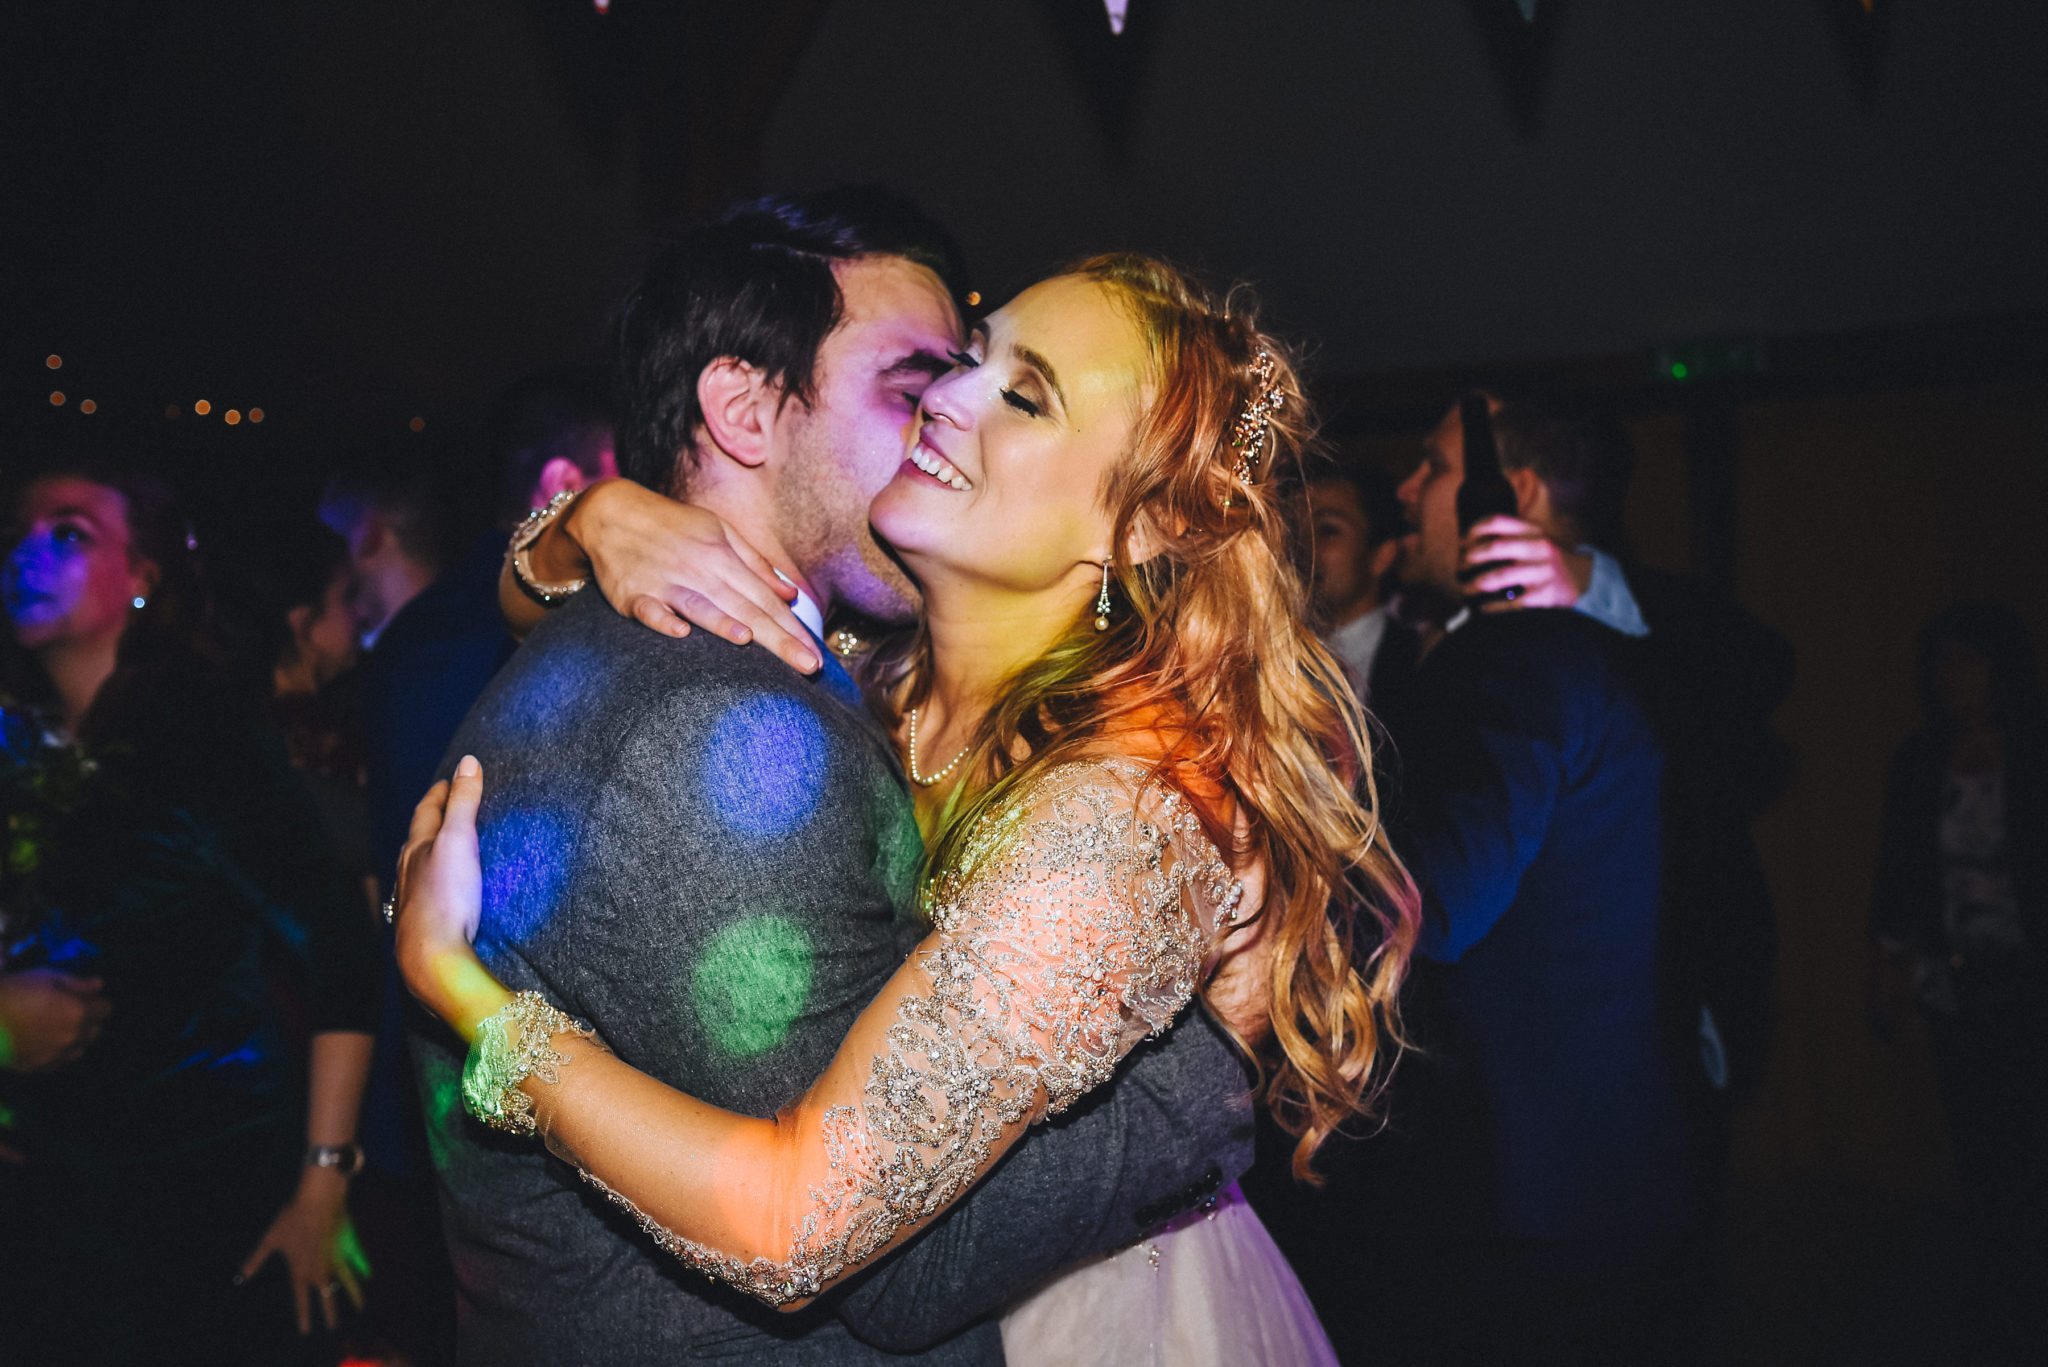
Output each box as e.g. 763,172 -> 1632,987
10,0 -> 2046,471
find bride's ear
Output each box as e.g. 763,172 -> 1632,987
696,357 -> 778,470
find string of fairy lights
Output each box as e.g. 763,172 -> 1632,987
39,353 -> 428,433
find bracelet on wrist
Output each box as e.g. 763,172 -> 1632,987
507,488 -> 590,606
462,991 -> 606,1137
304,1142 -> 365,1178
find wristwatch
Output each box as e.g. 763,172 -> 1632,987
304,1142 -> 366,1178
507,488 -> 590,606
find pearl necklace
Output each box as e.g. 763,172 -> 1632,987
905,707 -> 972,787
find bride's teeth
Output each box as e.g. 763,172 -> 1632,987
913,441 -> 971,490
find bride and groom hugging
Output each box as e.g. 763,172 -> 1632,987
393,187 -> 1416,1365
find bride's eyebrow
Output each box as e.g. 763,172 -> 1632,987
1012,345 -> 1068,413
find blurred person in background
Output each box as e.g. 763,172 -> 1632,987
319,449 -> 449,653
1304,460 -> 1410,703
1870,600 -> 2047,1358
259,523 -> 374,898
1357,396 -> 1689,1363
1456,400 -> 1789,1251
0,455 -> 376,1364
334,374 -> 613,1366
330,371 -> 615,883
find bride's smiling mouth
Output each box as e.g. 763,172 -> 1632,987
905,431 -> 973,491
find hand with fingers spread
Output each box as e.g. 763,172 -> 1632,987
504,480 -> 822,675
0,967 -> 112,1072
393,757 -> 512,1041
1460,515 -> 1593,613
237,1171 -> 371,1334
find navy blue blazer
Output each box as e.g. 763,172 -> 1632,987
1387,610 -> 1691,1261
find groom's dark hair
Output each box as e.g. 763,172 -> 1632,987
612,186 -> 968,496
1486,393 -> 1637,552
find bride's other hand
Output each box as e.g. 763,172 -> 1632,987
393,757 -> 511,1041
567,481 -> 821,674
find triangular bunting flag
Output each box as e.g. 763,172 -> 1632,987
1043,0 -> 1163,158
1817,0 -> 1893,104
1463,0 -> 1565,139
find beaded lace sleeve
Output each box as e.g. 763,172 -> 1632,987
571,756 -> 1241,1305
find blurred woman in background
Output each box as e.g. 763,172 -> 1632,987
1870,600 -> 2047,1356
0,456 -> 376,1364
260,522 -> 375,902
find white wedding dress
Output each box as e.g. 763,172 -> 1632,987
1002,1180 -> 1338,1366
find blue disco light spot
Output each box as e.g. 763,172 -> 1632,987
701,696 -> 827,839
475,802 -> 575,956
482,643 -> 604,753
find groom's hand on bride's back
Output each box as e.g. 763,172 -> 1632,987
568,480 -> 821,674
1205,841 -> 1273,1049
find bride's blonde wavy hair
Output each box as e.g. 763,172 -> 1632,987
867,253 -> 1419,1179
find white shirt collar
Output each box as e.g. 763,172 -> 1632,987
1327,603 -> 1388,649
1323,604 -> 1390,689
790,587 -> 826,642
771,567 -> 827,640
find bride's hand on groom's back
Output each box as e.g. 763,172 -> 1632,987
568,481 -> 821,674
393,758 -> 511,1040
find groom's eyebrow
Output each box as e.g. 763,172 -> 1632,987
880,349 -> 954,380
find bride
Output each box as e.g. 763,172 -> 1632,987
395,253 -> 1417,1364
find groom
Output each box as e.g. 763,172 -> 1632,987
412,188 -> 1257,1365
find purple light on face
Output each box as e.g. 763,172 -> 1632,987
701,696 -> 827,839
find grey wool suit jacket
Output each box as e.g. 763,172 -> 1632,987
411,593 -> 1256,1365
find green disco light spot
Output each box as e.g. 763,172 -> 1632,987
1670,361 -> 1689,380
871,766 -> 926,922
691,915 -> 814,1057
420,1051 -> 464,1172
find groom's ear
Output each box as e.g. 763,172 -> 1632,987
696,357 -> 780,471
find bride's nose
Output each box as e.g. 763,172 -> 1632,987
918,370 -> 973,433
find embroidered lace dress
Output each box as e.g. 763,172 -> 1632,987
559,756 -> 1242,1303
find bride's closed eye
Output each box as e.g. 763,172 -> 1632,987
946,348 -> 1042,418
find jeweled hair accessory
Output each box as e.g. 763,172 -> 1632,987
1228,349 -> 1284,491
